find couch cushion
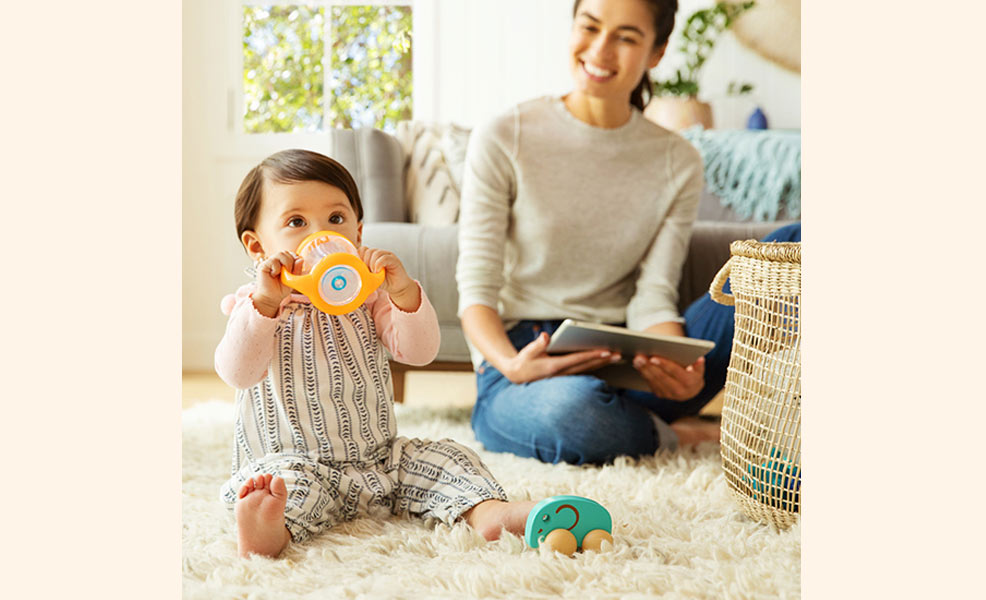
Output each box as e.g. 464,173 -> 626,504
677,220 -> 798,311
365,220 -> 799,364
361,222 -> 471,362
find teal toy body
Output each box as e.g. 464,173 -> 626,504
524,495 -> 612,549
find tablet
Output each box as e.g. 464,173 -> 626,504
545,319 -> 715,392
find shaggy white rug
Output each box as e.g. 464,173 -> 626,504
183,401 -> 800,599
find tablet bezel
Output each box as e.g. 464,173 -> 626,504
545,319 -> 714,366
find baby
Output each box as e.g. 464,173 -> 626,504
215,149 -> 535,558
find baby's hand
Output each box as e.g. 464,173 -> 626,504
359,246 -> 420,312
252,251 -> 303,317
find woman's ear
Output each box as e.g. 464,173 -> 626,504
648,42 -> 667,70
241,230 -> 266,262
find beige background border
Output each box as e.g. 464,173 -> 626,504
3,1 -> 180,597
802,2 -> 985,598
5,1 -> 985,598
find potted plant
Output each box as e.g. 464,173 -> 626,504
645,1 -> 755,130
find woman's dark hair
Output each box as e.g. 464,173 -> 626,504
234,149 -> 363,239
572,0 -> 678,111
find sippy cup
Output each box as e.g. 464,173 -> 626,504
280,231 -> 385,315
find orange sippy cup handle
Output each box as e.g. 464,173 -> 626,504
280,268 -> 316,298
367,268 -> 386,290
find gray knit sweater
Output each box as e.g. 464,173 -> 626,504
456,96 -> 704,361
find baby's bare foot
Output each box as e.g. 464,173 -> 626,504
464,499 -> 538,541
235,474 -> 291,558
670,416 -> 721,446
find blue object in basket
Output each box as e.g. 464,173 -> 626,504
524,495 -> 612,549
743,448 -> 801,508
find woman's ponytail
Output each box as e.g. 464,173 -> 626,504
631,72 -> 652,112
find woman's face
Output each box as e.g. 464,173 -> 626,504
568,0 -> 665,103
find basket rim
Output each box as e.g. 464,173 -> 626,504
729,240 -> 801,264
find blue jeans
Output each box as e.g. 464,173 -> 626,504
471,223 -> 801,465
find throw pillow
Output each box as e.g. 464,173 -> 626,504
394,121 -> 471,225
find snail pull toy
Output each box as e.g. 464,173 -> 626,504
524,495 -> 614,556
280,231 -> 385,315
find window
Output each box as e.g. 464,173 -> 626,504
241,1 -> 413,134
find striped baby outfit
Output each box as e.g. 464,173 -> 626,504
215,282 -> 506,542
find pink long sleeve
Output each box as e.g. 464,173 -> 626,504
215,281 -> 440,389
213,284 -> 282,389
366,280 -> 440,366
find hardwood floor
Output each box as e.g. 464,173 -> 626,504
182,370 -> 723,414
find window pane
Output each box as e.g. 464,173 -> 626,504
327,5 -> 412,132
242,4 -> 412,134
243,5 -> 325,133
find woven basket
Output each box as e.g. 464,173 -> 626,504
710,239 -> 801,529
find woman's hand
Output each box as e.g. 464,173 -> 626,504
633,354 -> 705,401
251,251 -> 303,317
358,246 -> 420,312
500,332 -> 621,384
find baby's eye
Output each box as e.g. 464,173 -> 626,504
287,217 -> 306,228
329,214 -> 344,225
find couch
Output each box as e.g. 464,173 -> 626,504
317,126 -> 798,402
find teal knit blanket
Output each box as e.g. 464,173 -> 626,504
681,128 -> 801,221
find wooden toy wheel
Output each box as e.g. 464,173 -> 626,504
542,529 -> 577,556
580,529 -> 613,552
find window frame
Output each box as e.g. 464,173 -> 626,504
221,0 -> 434,156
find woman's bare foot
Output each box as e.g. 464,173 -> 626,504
235,474 -> 292,558
463,499 -> 538,541
670,416 -> 721,446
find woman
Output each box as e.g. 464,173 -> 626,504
456,0 -> 799,465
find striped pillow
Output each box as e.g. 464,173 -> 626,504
394,121 -> 471,225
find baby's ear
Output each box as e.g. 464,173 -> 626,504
356,222 -> 363,247
240,230 -> 265,261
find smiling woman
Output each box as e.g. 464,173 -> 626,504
455,0 -> 771,466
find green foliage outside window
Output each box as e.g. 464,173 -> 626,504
243,4 -> 412,134
244,6 -> 325,133
328,6 -> 412,131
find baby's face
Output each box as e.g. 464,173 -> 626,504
246,179 -> 362,262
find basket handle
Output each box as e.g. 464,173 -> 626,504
709,258 -> 734,306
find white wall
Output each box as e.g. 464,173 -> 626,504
182,0 -> 801,371
412,0 -> 574,126
418,0 -> 800,129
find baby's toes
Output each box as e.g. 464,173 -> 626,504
238,479 -> 256,499
270,476 -> 287,500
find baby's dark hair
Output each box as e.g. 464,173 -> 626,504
234,149 -> 363,239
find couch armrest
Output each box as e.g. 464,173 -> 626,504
361,222 -> 471,362
677,220 -> 798,311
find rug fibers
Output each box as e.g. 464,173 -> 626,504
182,400 -> 800,599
